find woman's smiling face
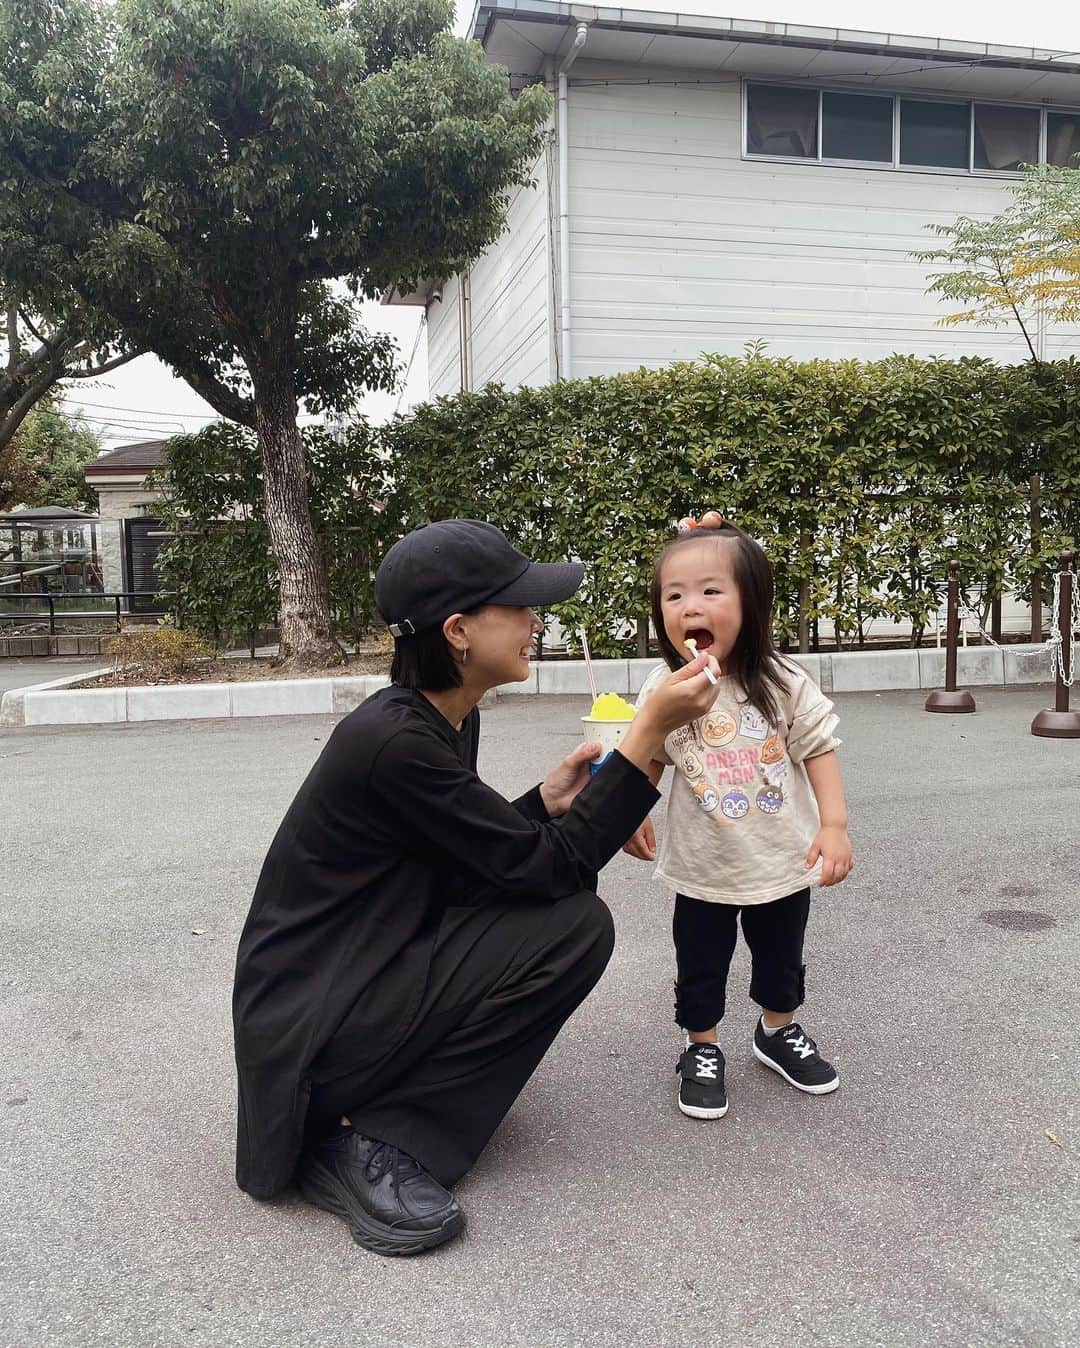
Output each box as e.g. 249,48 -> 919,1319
659,538 -> 743,672
460,604 -> 544,687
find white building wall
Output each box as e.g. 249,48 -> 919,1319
425,273 -> 462,398
566,67 -> 1079,376
426,144 -> 554,399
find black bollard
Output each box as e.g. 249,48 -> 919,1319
1031,551 -> 1080,738
926,561 -> 976,713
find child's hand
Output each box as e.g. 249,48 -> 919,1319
806,826 -> 853,887
622,816 -> 656,862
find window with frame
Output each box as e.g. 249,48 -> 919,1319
745,82 -> 1080,175
821,91 -> 893,162
1047,111 -> 1080,168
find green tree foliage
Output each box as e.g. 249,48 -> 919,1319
151,419 -> 402,649
0,399 -> 100,511
0,0 -> 551,666
918,165 -> 1080,361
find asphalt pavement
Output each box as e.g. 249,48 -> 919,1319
1,687 -> 1077,1348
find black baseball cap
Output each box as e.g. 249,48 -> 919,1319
375,520 -> 584,636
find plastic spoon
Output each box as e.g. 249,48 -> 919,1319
684,637 -> 719,685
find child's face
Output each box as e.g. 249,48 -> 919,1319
659,538 -> 743,671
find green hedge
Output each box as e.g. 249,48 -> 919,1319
153,354 -> 1080,654
385,353 -> 1079,654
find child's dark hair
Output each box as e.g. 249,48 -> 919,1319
390,623 -> 464,692
650,522 -> 790,728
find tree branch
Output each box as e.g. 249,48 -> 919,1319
4,309 -> 21,373
0,365 -> 64,453
176,367 -> 256,429
994,257 -> 1040,365
66,348 -> 142,379
16,308 -> 54,351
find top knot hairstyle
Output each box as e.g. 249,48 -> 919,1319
650,515 -> 791,728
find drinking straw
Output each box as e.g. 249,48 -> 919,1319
579,627 -> 599,703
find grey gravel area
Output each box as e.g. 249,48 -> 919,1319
1,687 -> 1077,1348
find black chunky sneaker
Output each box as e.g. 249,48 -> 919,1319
297,1131 -> 465,1256
676,1041 -> 729,1119
753,1020 -> 839,1095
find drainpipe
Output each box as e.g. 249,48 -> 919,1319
557,22 -> 588,381
458,270 -> 472,392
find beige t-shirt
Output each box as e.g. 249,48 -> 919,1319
635,660 -> 841,905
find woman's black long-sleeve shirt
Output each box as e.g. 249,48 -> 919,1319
232,685 -> 659,1198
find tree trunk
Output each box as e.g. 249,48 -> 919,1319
251,365 -> 342,670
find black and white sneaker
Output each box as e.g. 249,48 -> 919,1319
676,1042 -> 729,1119
753,1020 -> 839,1095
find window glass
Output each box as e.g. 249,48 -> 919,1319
899,100 -> 970,168
1047,112 -> 1080,168
973,104 -> 1039,171
747,84 -> 818,158
821,92 -> 893,162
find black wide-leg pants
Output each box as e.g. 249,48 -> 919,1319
305,890 -> 614,1188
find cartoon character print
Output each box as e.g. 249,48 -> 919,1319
755,784 -> 784,815
682,748 -> 705,779
761,734 -> 784,765
701,710 -> 737,748
763,756 -> 789,787
691,780 -> 720,814
739,705 -> 770,741
720,789 -> 750,821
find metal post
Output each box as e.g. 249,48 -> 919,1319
926,561 -> 976,713
48,595 -> 55,636
115,595 -> 122,632
1031,551 -> 1080,738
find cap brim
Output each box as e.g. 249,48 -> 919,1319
485,560 -> 585,609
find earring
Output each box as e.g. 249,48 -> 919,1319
460,647 -> 468,665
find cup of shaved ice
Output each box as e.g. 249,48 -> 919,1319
582,693 -> 636,775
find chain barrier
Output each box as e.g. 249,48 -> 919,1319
1046,565 -> 1079,689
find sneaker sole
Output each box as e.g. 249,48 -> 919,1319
752,1042 -> 840,1095
298,1165 -> 465,1257
678,1096 -> 729,1119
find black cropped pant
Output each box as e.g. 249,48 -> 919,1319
306,890 -> 614,1188
673,887 -> 811,1032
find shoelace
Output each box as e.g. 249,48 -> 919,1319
363,1141 -> 422,1194
780,1025 -> 817,1059
681,1043 -> 721,1078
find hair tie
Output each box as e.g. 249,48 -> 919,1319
676,510 -> 727,534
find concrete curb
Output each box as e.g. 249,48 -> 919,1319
1,668 -> 394,728
0,645 -> 1054,727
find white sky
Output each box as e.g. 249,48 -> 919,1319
64,1 -> 1080,448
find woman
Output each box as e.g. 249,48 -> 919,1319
232,520 -> 720,1257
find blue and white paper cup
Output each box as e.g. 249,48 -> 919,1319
581,716 -> 632,775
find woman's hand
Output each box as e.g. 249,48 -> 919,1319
618,653 -> 720,772
539,740 -> 603,816
622,816 -> 656,861
806,825 -> 854,886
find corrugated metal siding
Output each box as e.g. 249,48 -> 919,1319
426,147 -> 553,399
568,76 -> 1079,373
426,274 -> 461,398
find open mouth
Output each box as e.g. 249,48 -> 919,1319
685,627 -> 715,651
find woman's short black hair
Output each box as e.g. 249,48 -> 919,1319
390,622 -> 463,692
